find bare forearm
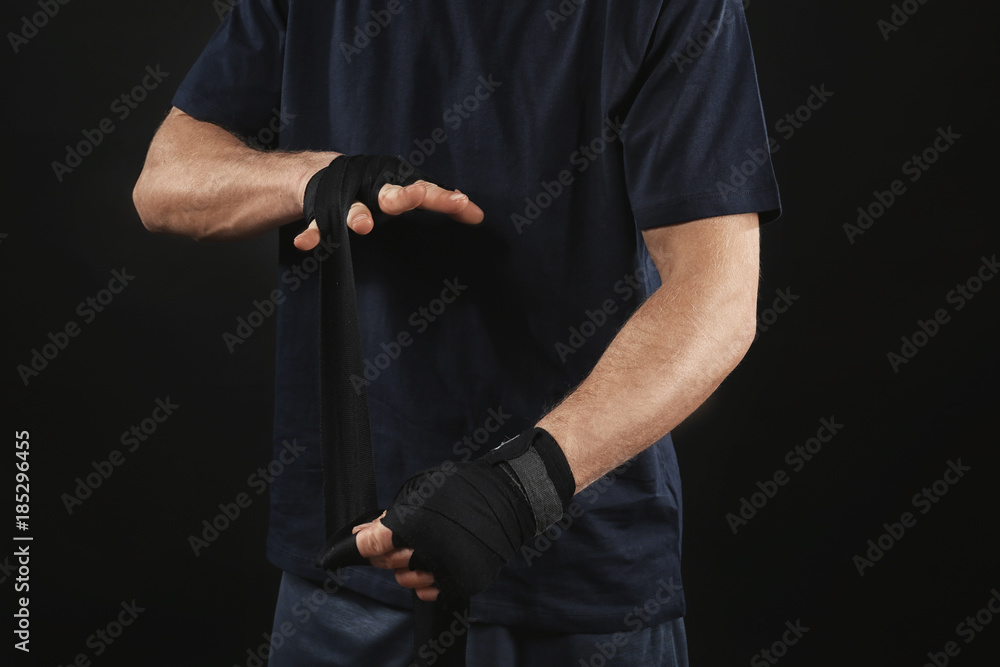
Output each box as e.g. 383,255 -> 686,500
133,108 -> 337,241
538,215 -> 760,492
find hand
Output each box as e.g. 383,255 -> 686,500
343,428 -> 574,602
352,512 -> 442,602
294,176 -> 484,251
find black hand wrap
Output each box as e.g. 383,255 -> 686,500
381,427 -> 576,602
302,154 -> 439,233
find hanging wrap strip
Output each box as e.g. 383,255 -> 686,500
309,155 -> 469,667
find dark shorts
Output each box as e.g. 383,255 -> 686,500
268,571 -> 689,667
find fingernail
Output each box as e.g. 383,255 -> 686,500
450,192 -> 468,202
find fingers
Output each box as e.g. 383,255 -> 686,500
379,181 -> 484,225
396,570 -> 440,601
353,516 -> 441,600
416,586 -> 441,602
396,568 -> 441,602
296,179 -> 482,252
295,202 -> 373,253
378,182 -> 429,216
346,202 -> 374,234
395,568 -> 435,589
417,182 -> 485,225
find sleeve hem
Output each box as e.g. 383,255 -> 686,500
171,85 -> 239,131
631,187 -> 782,229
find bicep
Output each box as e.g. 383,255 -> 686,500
640,213 -> 760,289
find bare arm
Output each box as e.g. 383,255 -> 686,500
538,212 -> 760,491
133,107 -> 482,245
133,107 -> 335,241
353,212 -> 761,601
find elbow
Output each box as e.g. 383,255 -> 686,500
721,295 -> 759,372
132,168 -> 168,234
132,168 -> 214,240
733,311 -> 758,362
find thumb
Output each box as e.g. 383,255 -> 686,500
294,220 -> 321,251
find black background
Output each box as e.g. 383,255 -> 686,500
4,1 -> 998,665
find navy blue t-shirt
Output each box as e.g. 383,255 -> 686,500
173,0 -> 780,633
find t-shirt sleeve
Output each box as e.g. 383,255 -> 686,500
171,0 -> 287,138
622,0 -> 781,228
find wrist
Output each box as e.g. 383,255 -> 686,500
524,427 -> 576,507
290,151 -> 340,217
486,427 -> 576,535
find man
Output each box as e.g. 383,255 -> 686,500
134,0 -> 780,664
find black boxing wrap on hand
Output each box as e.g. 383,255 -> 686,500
380,427 -> 576,602
302,154 -> 442,234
